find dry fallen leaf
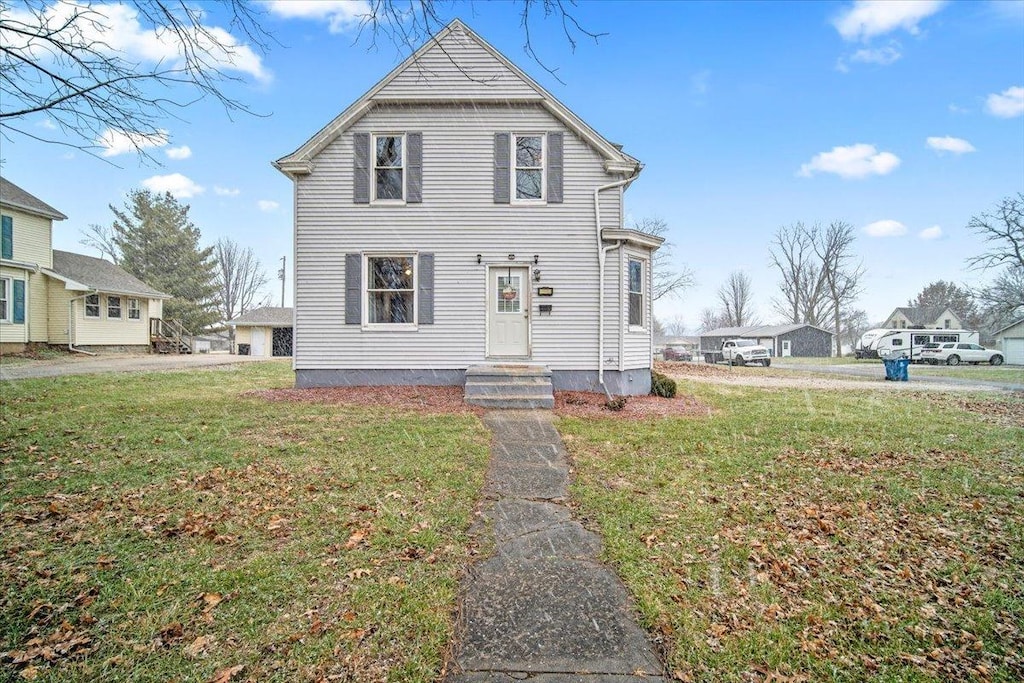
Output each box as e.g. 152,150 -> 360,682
207,664 -> 244,683
183,634 -> 215,658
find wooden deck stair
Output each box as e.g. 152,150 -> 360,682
464,364 -> 554,410
150,318 -> 194,354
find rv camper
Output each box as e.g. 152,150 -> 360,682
855,328 -> 980,361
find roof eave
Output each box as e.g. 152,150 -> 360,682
0,198 -> 67,221
42,267 -> 171,299
601,228 -> 665,251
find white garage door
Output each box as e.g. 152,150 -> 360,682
1003,338 -> 1024,365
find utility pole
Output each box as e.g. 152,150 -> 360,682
278,256 -> 286,307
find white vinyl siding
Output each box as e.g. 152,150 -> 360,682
73,294 -> 154,346
293,102 -> 636,371
0,205 -> 53,269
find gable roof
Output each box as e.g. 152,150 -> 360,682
0,177 -> 67,221
274,19 -> 639,177
702,324 -> 834,338
45,250 -> 171,299
886,306 -> 955,326
228,307 -> 293,326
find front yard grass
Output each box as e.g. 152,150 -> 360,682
561,384 -> 1024,681
1,362 -> 490,682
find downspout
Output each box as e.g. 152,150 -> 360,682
68,291 -> 98,355
595,167 -> 640,394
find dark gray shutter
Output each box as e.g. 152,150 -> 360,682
12,279 -> 25,324
493,133 -> 510,204
407,132 -> 422,203
353,133 -> 370,204
345,253 -> 362,324
547,132 -> 563,203
418,253 -> 434,325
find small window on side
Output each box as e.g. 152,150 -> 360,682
128,298 -> 141,320
108,295 -> 122,319
628,258 -> 644,328
0,278 -> 9,322
85,294 -> 100,318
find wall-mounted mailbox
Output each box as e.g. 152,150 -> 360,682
537,287 -> 554,296
538,304 -> 553,315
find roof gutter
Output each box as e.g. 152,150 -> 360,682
595,165 -> 641,395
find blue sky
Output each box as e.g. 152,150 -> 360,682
2,0 -> 1023,329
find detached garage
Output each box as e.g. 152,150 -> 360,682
229,307 -> 293,357
701,324 -> 834,358
994,319 -> 1024,365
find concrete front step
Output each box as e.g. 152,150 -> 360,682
465,364 -> 554,410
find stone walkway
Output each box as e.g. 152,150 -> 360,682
446,411 -> 665,682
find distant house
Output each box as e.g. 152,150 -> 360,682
883,306 -> 963,330
228,307 -> 293,357
273,19 -> 661,396
1,177 -> 170,354
700,324 -> 834,357
993,319 -> 1024,365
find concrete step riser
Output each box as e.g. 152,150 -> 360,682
465,374 -> 552,385
466,396 -> 555,410
465,383 -> 553,398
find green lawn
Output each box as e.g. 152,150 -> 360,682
561,383 -> 1024,682
1,363 -> 490,682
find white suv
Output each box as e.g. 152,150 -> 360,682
919,342 -> 1004,366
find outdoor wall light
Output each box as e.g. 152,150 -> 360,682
533,268 -> 541,282
533,254 -> 539,264
476,254 -> 482,264
508,253 -> 515,260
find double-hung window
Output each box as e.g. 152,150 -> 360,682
85,294 -> 100,318
366,255 -> 415,326
628,258 -> 645,328
128,298 -> 141,320
107,295 -> 122,319
0,278 -> 9,322
373,134 -> 404,201
513,134 -> 545,201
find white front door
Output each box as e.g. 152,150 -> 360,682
487,266 -> 529,357
250,328 -> 266,357
782,340 -> 791,357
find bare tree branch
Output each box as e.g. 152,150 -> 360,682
715,271 -> 758,327
630,216 -> 695,301
965,192 -> 1024,272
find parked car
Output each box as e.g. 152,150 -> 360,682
919,342 -> 1004,366
663,347 -> 693,361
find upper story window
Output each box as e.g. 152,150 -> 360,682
128,298 -> 141,320
628,258 -> 645,328
107,295 -> 122,319
944,319 -> 951,329
0,278 -> 9,322
366,255 -> 415,326
85,293 -> 100,318
513,135 -> 545,201
373,134 -> 404,201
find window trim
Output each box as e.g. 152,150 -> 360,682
627,257 -> 646,332
371,133 -> 406,204
511,133 -> 546,204
0,277 -> 10,323
362,252 -> 418,330
127,297 -> 141,320
107,295 -> 122,320
84,293 -> 101,319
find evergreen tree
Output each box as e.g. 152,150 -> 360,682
908,280 -> 981,329
111,190 -> 219,332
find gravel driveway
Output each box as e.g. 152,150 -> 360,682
0,353 -> 275,381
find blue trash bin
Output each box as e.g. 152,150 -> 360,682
895,358 -> 909,382
882,358 -> 895,380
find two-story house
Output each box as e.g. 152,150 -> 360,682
1,177 -> 170,354
274,19 -> 661,398
883,306 -> 964,330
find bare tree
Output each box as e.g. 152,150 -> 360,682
630,217 -> 695,301
966,193 -> 1024,271
663,314 -> 688,337
716,271 -> 758,327
768,222 -> 828,325
839,308 -> 870,356
698,307 -> 728,333
976,265 -> 1024,326
79,223 -> 120,263
215,238 -> 268,327
815,221 -> 864,356
1,1 -> 272,159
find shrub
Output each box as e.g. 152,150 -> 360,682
605,396 -> 628,411
650,371 -> 677,398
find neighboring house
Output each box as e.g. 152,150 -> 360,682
883,306 -> 963,330
228,307 -> 293,357
700,324 -> 835,358
993,319 -> 1024,365
274,20 -> 661,395
1,177 -> 170,354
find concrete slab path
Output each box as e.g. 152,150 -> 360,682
446,411 -> 665,682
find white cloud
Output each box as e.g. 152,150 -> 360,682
833,0 -> 945,42
257,199 -> 280,212
690,69 -> 711,96
5,2 -> 268,82
798,143 -> 901,179
165,145 -> 192,160
97,127 -> 169,157
985,86 -> 1024,118
850,44 -> 901,65
948,103 -> 969,114
37,118 -> 57,130
142,173 -> 204,198
214,186 -> 241,197
266,0 -> 369,33
864,220 -> 908,237
919,225 -> 944,240
926,136 -> 975,154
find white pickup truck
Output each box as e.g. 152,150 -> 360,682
702,339 -> 772,366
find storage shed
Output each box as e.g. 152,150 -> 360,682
228,307 -> 293,357
700,324 -> 834,358
993,319 -> 1024,365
